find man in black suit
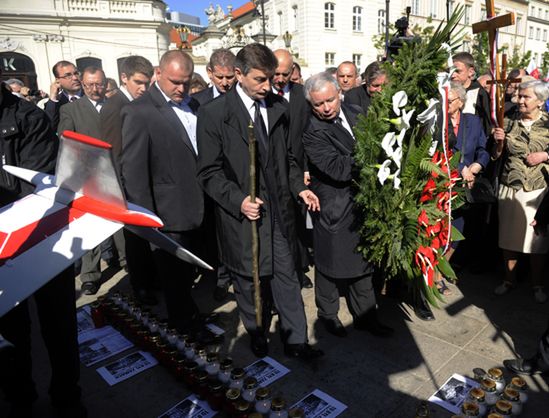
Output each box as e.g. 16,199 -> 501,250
192,48 -> 236,106
100,56 -> 156,305
302,72 -> 393,338
44,60 -> 83,133
58,66 -> 110,296
336,61 -> 358,96
121,50 -> 204,334
191,48 -> 236,302
197,43 -> 323,361
272,48 -> 313,289
345,61 -> 386,115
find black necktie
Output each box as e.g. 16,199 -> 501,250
253,101 -> 268,151
277,89 -> 284,96
69,96 -> 78,102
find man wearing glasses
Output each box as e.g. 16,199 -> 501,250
44,60 -> 83,133
58,66 -> 109,296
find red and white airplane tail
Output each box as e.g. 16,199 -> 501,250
0,130 -> 212,317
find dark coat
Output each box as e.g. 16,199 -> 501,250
303,103 -> 371,279
100,90 -> 130,165
196,87 -> 306,276
120,85 -> 204,232
344,85 -> 372,115
191,86 -> 215,106
58,96 -> 101,139
44,89 -> 83,133
450,112 -> 490,171
287,82 -> 310,171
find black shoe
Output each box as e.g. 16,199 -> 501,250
504,357 -> 548,376
301,275 -> 313,289
55,401 -> 88,418
134,289 -> 158,306
284,343 -> 324,361
199,312 -> 220,324
413,297 -> 435,321
250,334 -> 269,358
354,317 -> 394,337
213,285 -> 229,302
81,281 -> 99,296
319,317 -> 347,337
194,327 -> 224,346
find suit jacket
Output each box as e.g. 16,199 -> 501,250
44,90 -> 83,133
100,90 -> 130,164
191,86 -> 215,106
303,103 -> 371,279
450,112 -> 490,171
196,87 -> 306,276
120,85 -> 204,232
287,82 -> 310,172
344,85 -> 372,115
58,96 -> 101,139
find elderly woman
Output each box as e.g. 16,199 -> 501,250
434,82 -> 490,295
493,80 -> 549,303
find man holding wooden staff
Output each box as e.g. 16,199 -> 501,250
197,43 -> 323,361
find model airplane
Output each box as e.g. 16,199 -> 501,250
0,130 -> 212,317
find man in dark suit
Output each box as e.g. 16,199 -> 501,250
191,48 -> 236,302
302,72 -> 393,338
58,66 -> 110,296
100,56 -> 156,305
192,48 -> 236,106
121,50 -> 204,334
345,61 -> 386,115
336,61 -> 358,96
44,60 -> 83,133
197,43 -> 323,360
273,48 -> 313,289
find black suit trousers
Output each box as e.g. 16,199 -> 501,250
0,266 -> 80,405
315,269 -> 376,322
231,218 -> 307,345
153,230 -> 201,332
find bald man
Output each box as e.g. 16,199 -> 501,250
336,61 -> 358,95
273,49 -> 313,289
121,50 -> 206,335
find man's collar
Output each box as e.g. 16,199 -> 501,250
236,83 -> 265,108
155,82 -> 190,106
213,86 -> 221,99
120,86 -> 133,102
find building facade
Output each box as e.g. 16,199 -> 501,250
0,0 -> 170,90
526,0 -> 549,66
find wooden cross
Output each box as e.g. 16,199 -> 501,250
486,53 -> 522,122
472,0 -> 515,128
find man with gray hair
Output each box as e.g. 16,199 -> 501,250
302,72 -> 393,338
192,48 -> 236,105
4,78 -> 24,96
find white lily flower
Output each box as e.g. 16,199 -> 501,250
392,91 -> 408,116
393,169 -> 401,189
428,140 -> 438,157
436,71 -> 452,89
388,108 -> 415,131
417,98 -> 439,134
381,132 -> 397,158
440,43 -> 453,69
397,129 -> 406,147
377,159 -> 392,185
392,147 -> 403,169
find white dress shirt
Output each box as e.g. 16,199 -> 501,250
337,110 -> 355,139
237,83 -> 269,133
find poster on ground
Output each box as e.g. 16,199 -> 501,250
428,373 -> 480,414
291,389 -> 347,418
158,394 -> 215,418
245,356 -> 290,387
78,325 -> 133,367
96,350 -> 158,385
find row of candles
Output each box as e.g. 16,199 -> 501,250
451,367 -> 529,417
90,293 -> 304,418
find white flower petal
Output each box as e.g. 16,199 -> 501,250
397,129 -> 407,147
392,91 -> 408,116
428,140 -> 438,156
441,42 -> 453,69
393,169 -> 401,189
381,132 -> 397,157
392,147 -> 403,168
401,109 -> 415,130
377,159 -> 392,185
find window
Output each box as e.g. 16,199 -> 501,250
481,8 -> 486,20
292,5 -> 298,32
378,9 -> 386,35
411,0 -> 420,15
536,28 -> 541,40
539,8 -> 543,18
324,3 -> 335,29
277,11 -> 282,35
430,0 -> 437,18
516,16 -> 522,36
464,4 -> 472,25
544,29 -> 548,42
529,26 -> 534,39
531,6 -> 536,16
545,10 -> 548,21
353,6 -> 362,32
352,54 -> 362,73
325,52 -> 335,66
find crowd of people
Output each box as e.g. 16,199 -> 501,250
1,43 -> 549,418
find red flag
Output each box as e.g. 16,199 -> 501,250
527,56 -> 540,79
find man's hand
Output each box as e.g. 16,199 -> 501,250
493,127 -> 505,143
461,165 -> 475,189
526,151 -> 549,167
304,171 -> 311,186
530,219 -> 547,236
241,195 -> 264,221
299,190 -> 320,212
49,80 -> 61,100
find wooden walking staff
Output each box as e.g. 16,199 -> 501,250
247,121 -> 262,329
486,53 -> 522,125
472,0 -> 515,128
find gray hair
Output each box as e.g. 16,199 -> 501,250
5,78 -> 24,88
519,80 -> 549,102
449,81 -> 467,107
304,72 -> 340,102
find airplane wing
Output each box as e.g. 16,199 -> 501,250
0,192 -> 121,317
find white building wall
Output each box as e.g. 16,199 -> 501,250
525,0 -> 549,68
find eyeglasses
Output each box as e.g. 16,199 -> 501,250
82,82 -> 106,89
448,97 -> 460,104
58,71 -> 80,79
